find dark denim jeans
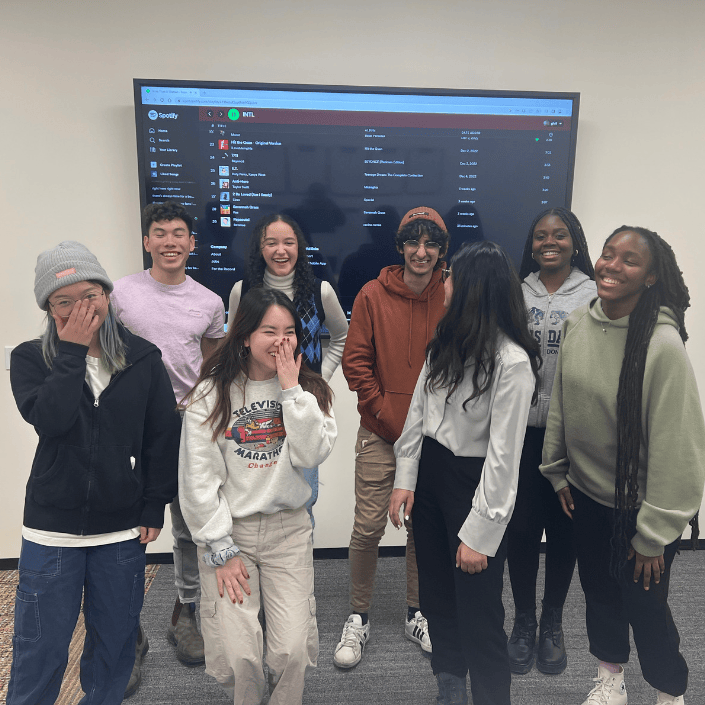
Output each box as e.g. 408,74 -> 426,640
7,537 -> 145,705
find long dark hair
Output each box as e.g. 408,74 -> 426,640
425,241 -> 541,407
245,214 -> 316,312
607,226 -> 692,573
189,289 -> 333,441
518,207 -> 595,279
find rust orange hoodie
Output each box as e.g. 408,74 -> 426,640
342,264 -> 446,443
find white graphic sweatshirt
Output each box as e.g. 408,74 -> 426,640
178,376 -> 337,554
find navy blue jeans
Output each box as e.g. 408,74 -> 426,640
7,537 -> 145,705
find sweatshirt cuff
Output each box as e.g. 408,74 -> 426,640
630,533 -> 665,558
139,501 -> 166,530
281,384 -> 303,401
57,340 -> 90,357
209,536 -> 237,554
551,477 -> 569,493
458,510 -> 507,558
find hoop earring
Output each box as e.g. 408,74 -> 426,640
238,345 -> 250,360
531,252 -> 535,260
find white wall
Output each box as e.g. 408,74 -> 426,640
2,0 -> 704,557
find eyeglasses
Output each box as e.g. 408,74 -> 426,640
48,290 -> 105,316
403,239 -> 441,252
441,269 -> 452,283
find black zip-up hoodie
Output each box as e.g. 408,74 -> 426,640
11,329 -> 180,535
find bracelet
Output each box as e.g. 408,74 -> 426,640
202,545 -> 240,567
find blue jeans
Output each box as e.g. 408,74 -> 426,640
301,466 -> 319,531
7,538 -> 146,705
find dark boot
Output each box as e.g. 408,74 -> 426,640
167,597 -> 205,666
537,602 -> 567,674
507,609 -> 537,674
435,672 -> 468,705
124,623 -> 149,699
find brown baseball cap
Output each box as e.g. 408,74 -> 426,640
397,206 -> 447,233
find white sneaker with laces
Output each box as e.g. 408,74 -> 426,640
405,610 -> 432,653
333,614 -> 370,669
656,692 -> 684,704
582,663 -> 627,705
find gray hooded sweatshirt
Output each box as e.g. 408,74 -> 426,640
522,267 -> 597,427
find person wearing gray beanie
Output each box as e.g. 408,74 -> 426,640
7,241 -> 180,705
34,240 -> 113,310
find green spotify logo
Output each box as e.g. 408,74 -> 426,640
228,109 -> 240,121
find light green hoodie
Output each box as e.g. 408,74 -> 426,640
540,298 -> 705,556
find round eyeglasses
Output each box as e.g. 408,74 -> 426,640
48,290 -> 105,317
403,239 -> 441,252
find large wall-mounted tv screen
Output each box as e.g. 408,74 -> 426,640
134,79 -> 579,319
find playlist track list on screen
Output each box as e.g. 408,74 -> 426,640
135,82 -> 579,317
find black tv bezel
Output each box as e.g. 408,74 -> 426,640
133,78 -> 580,300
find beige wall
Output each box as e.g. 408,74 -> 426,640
1,0 -> 704,557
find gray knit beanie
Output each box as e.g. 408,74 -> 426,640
34,241 -> 113,309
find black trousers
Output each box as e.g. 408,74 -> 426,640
414,437 -> 510,705
572,487 -> 688,697
506,426 -> 576,611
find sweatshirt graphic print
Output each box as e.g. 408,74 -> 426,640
226,399 -> 286,463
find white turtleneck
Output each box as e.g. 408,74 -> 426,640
227,271 -> 348,382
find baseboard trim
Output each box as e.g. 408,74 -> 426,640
1,538 -> 702,570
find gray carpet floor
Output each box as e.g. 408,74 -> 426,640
129,552 -> 705,704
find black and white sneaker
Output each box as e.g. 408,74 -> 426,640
405,610 -> 432,653
333,614 -> 370,669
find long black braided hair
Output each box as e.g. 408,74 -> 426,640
245,214 -> 317,314
518,207 -> 595,280
606,226 -> 692,576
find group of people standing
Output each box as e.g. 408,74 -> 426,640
7,199 -> 704,705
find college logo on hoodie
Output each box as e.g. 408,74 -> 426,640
225,400 -> 286,460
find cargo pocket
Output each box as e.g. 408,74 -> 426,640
14,589 -> 40,642
200,601 -> 226,678
307,594 -> 319,666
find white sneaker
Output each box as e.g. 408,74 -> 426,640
405,610 -> 432,653
333,614 -> 370,669
582,663 -> 627,705
656,693 -> 684,704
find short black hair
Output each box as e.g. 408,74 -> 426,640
141,201 -> 194,238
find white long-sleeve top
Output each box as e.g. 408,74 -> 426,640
179,376 -> 337,554
394,336 -> 534,556
228,271 -> 348,382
